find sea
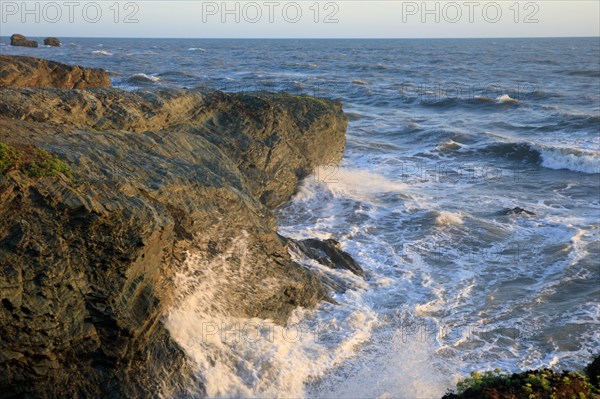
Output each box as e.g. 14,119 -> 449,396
2,37 -> 599,398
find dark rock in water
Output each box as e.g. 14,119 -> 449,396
43,37 -> 61,47
0,55 -> 111,89
0,57 -> 348,398
10,33 -> 38,47
501,207 -> 535,216
289,238 -> 366,278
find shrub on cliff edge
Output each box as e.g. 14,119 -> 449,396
443,356 -> 600,399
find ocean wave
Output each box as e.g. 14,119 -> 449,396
537,113 -> 600,133
126,73 -> 161,83
565,69 -> 600,78
473,94 -> 518,103
525,89 -> 560,100
420,94 -> 522,109
187,47 -> 206,52
496,94 -> 518,103
433,211 -> 465,226
482,142 -> 599,174
537,146 -> 599,174
436,140 -> 463,154
92,50 -> 113,56
157,70 -> 196,78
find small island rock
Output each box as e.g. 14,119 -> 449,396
10,34 -> 38,48
43,37 -> 61,47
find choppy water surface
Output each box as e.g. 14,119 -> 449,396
3,37 -> 599,398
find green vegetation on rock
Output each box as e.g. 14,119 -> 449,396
0,141 -> 72,179
443,357 -> 600,399
0,142 -> 19,174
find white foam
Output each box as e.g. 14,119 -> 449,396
317,167 -> 407,202
496,94 -> 518,103
129,73 -> 161,82
187,47 -> 206,52
537,146 -> 599,174
165,235 -> 378,398
306,329 -> 451,399
434,211 -> 464,226
92,49 -> 113,56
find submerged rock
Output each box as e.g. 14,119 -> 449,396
10,33 -> 38,47
500,206 -> 536,216
0,55 -> 111,89
43,37 -> 61,47
0,57 -> 349,398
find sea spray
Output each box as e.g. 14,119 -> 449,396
164,232 -> 378,398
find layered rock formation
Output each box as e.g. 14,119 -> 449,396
10,34 -> 38,48
0,56 -> 111,89
0,56 -> 349,398
43,37 -> 61,47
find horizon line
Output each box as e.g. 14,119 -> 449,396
1,35 -> 598,40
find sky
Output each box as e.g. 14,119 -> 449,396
0,1 -> 599,38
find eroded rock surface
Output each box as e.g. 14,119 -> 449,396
0,55 -> 111,89
0,57 -> 349,398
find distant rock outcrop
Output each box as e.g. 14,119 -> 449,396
0,56 -> 350,398
43,37 -> 61,47
10,34 -> 38,47
0,55 -> 111,88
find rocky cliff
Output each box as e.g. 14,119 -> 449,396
0,56 -> 350,398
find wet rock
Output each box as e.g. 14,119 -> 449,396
10,34 -> 38,48
586,354 -> 600,389
289,238 -> 365,278
500,207 -> 536,216
0,55 -> 110,89
43,37 -> 61,47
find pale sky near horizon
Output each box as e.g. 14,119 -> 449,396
0,1 -> 599,38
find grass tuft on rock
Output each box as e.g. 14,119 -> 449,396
0,141 -> 72,179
